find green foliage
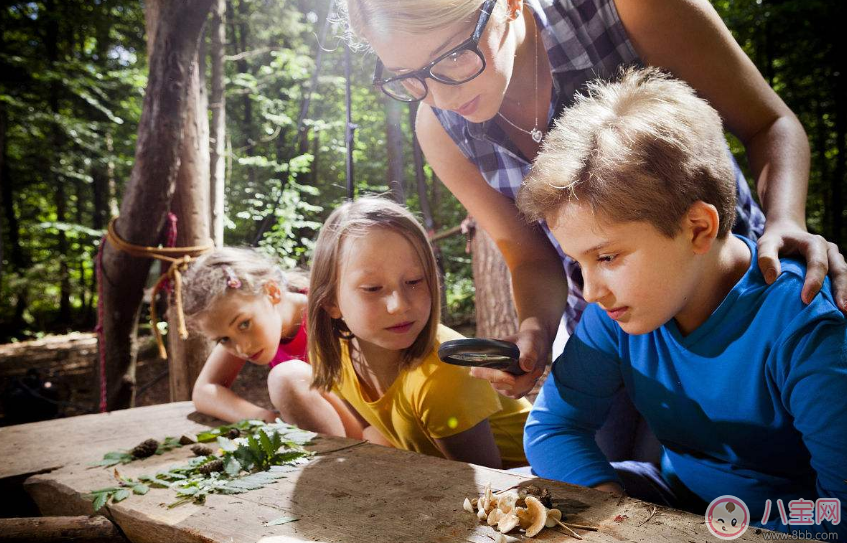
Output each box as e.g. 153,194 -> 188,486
1,1 -> 146,339
88,420 -> 315,510
93,419 -> 314,467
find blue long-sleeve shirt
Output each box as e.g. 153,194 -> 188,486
525,237 -> 847,536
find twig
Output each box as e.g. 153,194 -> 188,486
563,523 -> 598,532
314,441 -> 368,456
553,518 -> 583,540
637,505 -> 657,527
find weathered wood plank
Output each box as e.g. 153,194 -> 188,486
0,515 -> 127,543
9,403 -> 765,542
0,402 -> 210,480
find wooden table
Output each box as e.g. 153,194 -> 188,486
0,402 -> 763,542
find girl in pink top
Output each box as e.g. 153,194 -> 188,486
181,248 -> 360,437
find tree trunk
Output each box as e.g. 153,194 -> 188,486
0,103 -> 6,282
470,224 -> 519,338
310,131 -> 319,186
408,102 -> 446,308
384,97 -> 406,203
210,0 -> 226,247
0,106 -> 27,329
92,162 -> 110,231
45,0 -> 71,326
235,0 -> 254,148
168,40 -> 214,403
99,0 -> 213,410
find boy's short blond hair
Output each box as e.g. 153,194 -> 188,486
518,67 -> 737,239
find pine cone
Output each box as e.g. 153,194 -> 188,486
519,485 -> 553,509
198,459 -> 224,475
191,445 -> 214,457
130,438 -> 160,459
227,428 -> 241,439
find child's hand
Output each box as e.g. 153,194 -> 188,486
470,328 -> 548,399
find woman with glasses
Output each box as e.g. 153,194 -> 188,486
339,0 -> 847,466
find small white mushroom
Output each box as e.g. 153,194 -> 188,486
521,496 -> 549,537
487,507 -> 504,526
481,483 -> 493,512
545,508 -> 563,528
463,497 -> 474,513
498,491 -> 520,514
497,512 -> 521,533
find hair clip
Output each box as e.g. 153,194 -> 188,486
223,266 -> 242,289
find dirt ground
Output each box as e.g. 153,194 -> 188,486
0,333 -> 274,425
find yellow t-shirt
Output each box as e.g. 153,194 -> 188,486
332,325 -> 530,466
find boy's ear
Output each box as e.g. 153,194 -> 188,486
264,281 -> 283,304
684,201 -> 720,254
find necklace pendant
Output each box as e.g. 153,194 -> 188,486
530,127 -> 543,143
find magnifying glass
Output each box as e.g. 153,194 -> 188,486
438,338 -> 525,375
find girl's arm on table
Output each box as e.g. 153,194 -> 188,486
435,419 -> 502,469
192,344 -> 277,423
416,105 -> 569,399
340,399 -> 381,443
615,0 -> 847,311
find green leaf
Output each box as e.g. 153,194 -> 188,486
132,483 -> 149,495
196,429 -> 221,442
112,489 -> 131,503
92,492 -> 109,512
258,430 -> 276,457
247,434 -> 263,457
224,456 -> 242,477
176,486 -> 199,497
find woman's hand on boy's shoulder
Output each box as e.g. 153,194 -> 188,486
757,220 -> 847,313
469,328 -> 548,399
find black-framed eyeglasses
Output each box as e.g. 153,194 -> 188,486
373,0 -> 497,103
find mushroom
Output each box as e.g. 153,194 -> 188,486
545,508 -> 563,528
497,512 -> 521,533
520,496 -> 549,537
497,491 -> 520,514
487,507 -> 504,526
463,497 -> 474,513
477,505 -> 488,520
481,483 -> 493,512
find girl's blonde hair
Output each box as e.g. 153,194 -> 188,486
181,247 -> 309,326
309,197 -> 441,391
337,0 -> 507,50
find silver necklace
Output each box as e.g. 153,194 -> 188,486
498,16 -> 543,143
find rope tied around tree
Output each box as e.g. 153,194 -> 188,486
104,217 -> 214,360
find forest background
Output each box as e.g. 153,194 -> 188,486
0,0 -> 844,343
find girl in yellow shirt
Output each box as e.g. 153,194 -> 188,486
307,197 -> 530,468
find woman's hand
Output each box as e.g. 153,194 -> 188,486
757,220 -> 847,312
470,327 -> 549,399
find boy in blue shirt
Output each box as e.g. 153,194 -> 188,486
517,67 -> 846,536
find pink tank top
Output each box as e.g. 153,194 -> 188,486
268,312 -> 308,368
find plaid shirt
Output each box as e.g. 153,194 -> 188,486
432,0 -> 765,334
